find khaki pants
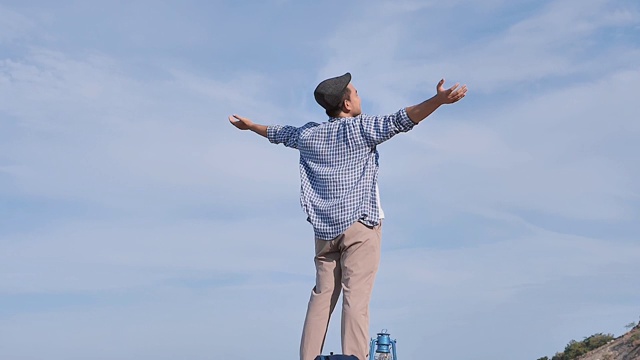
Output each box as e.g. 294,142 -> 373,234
300,221 -> 382,360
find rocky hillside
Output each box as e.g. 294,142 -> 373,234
575,325 -> 640,360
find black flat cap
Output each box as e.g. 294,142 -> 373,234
314,72 -> 351,111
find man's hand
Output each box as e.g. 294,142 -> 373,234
228,114 -> 254,130
228,114 -> 268,138
435,79 -> 467,105
405,78 -> 468,124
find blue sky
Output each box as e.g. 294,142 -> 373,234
1,1 -> 639,359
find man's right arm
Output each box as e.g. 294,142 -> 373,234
228,114 -> 267,137
228,114 -> 299,149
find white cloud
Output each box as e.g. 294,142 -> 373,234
0,217 -> 312,294
0,4 -> 36,43
365,223 -> 640,359
457,0 -> 640,91
319,0 -> 640,106
0,283 -> 310,360
0,48 -> 302,211
383,68 -> 640,221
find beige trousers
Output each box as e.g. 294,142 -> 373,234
300,221 -> 382,360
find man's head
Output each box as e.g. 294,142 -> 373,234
314,72 -> 362,118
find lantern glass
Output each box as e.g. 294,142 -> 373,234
374,352 -> 393,360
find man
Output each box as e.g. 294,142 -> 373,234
229,73 -> 467,360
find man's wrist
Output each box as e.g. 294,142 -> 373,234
251,123 -> 269,138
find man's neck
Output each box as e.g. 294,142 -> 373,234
336,111 -> 360,118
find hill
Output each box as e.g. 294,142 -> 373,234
577,325 -> 640,360
538,323 -> 640,360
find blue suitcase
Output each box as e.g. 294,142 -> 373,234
315,355 -> 359,360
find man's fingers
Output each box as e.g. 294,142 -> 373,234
228,115 -> 244,128
228,114 -> 252,130
234,114 -> 253,123
451,85 -> 467,96
448,83 -> 460,92
445,84 -> 467,103
229,114 -> 247,123
453,86 -> 468,102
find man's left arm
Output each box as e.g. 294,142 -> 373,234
360,78 -> 467,147
405,78 -> 467,124
359,109 -> 417,147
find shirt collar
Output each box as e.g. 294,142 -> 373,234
328,115 -> 360,122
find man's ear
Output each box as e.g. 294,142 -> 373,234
342,98 -> 352,113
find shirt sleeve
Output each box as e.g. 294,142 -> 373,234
359,108 -> 416,147
267,125 -> 300,149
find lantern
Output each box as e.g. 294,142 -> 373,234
369,329 -> 397,360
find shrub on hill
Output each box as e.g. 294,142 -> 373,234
537,333 -> 615,360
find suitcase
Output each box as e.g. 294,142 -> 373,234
314,355 -> 359,360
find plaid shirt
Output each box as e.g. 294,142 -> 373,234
267,108 -> 415,240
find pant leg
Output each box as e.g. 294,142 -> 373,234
300,236 -> 343,360
340,222 -> 382,360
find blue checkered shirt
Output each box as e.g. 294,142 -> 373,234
267,108 -> 415,240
